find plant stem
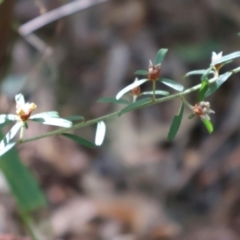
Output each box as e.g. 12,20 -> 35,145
19,123 -> 25,140
152,81 -> 156,101
17,66 -> 240,145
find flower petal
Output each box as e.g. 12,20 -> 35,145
95,121 -> 106,146
116,79 -> 147,100
15,93 -> 25,105
30,117 -> 72,128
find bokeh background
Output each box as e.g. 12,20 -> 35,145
1,0 -> 240,239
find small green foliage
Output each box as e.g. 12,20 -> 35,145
198,80 -> 209,102
185,69 -> 214,78
62,133 -> 95,149
201,67 -> 212,82
168,102 -> 184,140
155,48 -> 168,65
0,131 -> 46,213
134,70 -> 148,75
188,113 -> 195,119
97,97 -> 129,104
160,78 -> 184,91
205,72 -> 232,97
201,119 -> 214,133
119,98 -> 151,116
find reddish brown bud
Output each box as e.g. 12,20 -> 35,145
148,60 -> 161,81
131,86 -> 141,96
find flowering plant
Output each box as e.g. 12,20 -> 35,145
0,48 -> 240,155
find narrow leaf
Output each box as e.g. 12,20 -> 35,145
205,72 -> 232,97
116,79 -> 147,100
160,78 -> 184,91
15,93 -> 25,105
155,48 -> 168,64
0,142 -> 16,157
211,51 -> 240,65
95,121 -> 106,146
201,119 -> 214,133
198,80 -> 208,102
185,69 -> 214,77
31,111 -> 59,119
64,116 -> 84,121
0,122 -> 22,150
0,114 -> 18,124
30,117 -> 72,128
201,67 -> 212,82
134,70 -> 148,75
0,131 -> 46,213
119,98 -> 151,116
188,114 -> 195,119
97,97 -> 129,104
167,102 -> 184,140
62,133 -> 95,149
141,90 -> 169,96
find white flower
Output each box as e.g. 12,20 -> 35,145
0,93 -> 72,148
211,52 -> 222,63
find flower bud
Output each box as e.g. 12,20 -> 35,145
148,60 -> 161,81
193,101 -> 215,120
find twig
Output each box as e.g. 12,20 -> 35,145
18,0 -> 108,36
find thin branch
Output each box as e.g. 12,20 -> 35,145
18,0 -> 109,36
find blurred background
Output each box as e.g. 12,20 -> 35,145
1,0 -> 240,239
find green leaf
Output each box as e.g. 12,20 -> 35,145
62,133 -> 95,149
31,111 -> 59,119
0,122 -> 22,150
134,70 -> 148,75
160,78 -> 184,91
185,69 -> 214,77
0,114 -> 18,130
201,67 -> 212,82
0,114 -> 18,124
95,121 -> 106,146
201,119 -> 214,133
167,102 -> 184,140
188,113 -> 195,119
211,51 -> 240,65
97,97 -> 129,104
155,48 -> 168,64
205,72 -> 232,97
30,117 -> 72,128
64,116 -> 84,121
119,98 -> 151,116
198,80 -> 208,102
0,142 -> 16,157
0,131 -> 46,213
141,90 -> 169,96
